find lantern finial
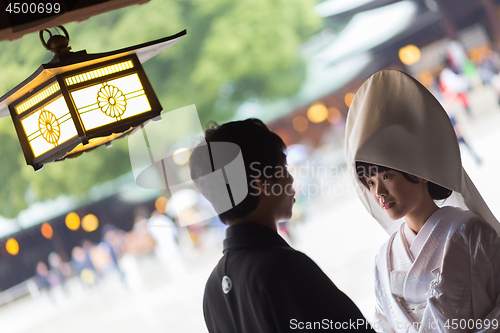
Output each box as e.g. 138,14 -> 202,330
39,26 -> 71,56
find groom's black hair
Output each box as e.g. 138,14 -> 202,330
190,118 -> 286,224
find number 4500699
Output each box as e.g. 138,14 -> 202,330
445,319 -> 498,330
5,2 -> 61,14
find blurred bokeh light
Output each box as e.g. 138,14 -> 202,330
65,212 -> 80,231
399,44 -> 421,66
81,214 -> 99,232
293,116 -> 309,132
5,238 -> 19,256
307,103 -> 329,123
40,222 -> 53,239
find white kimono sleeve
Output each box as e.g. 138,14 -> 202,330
374,256 -> 396,333
420,219 -> 500,333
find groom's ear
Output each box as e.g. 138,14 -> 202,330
252,177 -> 272,196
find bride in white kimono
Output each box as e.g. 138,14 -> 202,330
345,70 -> 500,333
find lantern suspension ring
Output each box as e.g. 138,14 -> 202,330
39,26 -> 71,56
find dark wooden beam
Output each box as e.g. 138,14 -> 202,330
0,0 -> 150,42
479,0 -> 500,48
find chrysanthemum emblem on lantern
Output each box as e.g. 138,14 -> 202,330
97,84 -> 127,119
38,110 -> 61,144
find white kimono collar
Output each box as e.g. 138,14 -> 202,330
406,206 -> 454,259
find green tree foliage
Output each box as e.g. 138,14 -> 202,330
0,0 -> 321,218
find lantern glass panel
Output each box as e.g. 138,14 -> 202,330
21,96 -> 78,157
70,73 -> 151,131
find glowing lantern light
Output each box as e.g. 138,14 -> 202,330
65,212 -> 80,231
6,238 -> 19,256
306,103 -> 328,123
328,107 -> 341,124
155,196 -> 169,213
0,26 -> 186,171
173,148 -> 191,165
81,214 -> 99,232
292,116 -> 308,132
41,222 -> 53,239
344,93 -> 355,108
399,44 -> 421,66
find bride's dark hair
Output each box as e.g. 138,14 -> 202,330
355,161 -> 452,200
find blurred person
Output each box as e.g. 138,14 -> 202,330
445,105 -> 482,165
125,215 -> 156,255
120,215 -> 156,290
101,224 -> 126,282
439,59 -> 472,117
89,243 -> 113,273
446,40 -> 481,86
82,239 -> 104,281
71,246 -> 97,288
431,75 -> 482,165
445,40 -> 467,71
186,222 -> 203,248
102,223 -> 127,256
34,261 -> 59,303
473,48 -> 500,103
346,70 -> 500,332
190,119 -> 374,333
461,60 -> 480,87
147,210 -> 185,277
35,261 -> 53,293
490,72 -> 500,105
48,252 -> 70,294
477,51 -> 498,86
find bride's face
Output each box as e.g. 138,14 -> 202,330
365,169 -> 429,220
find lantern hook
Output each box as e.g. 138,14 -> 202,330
39,26 -> 71,56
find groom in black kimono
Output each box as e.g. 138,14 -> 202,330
189,118 -> 375,332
